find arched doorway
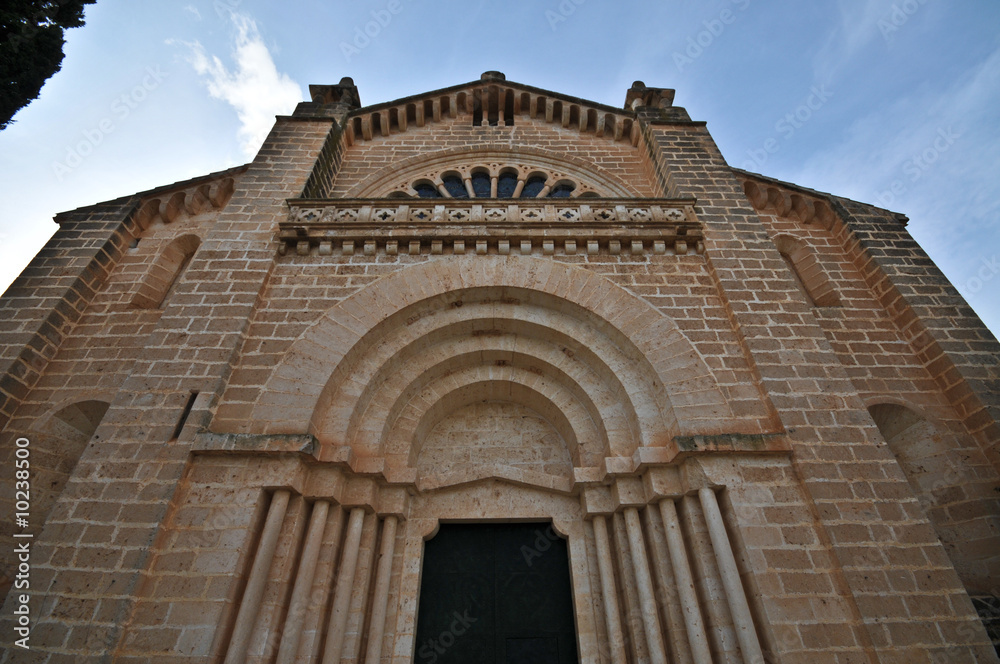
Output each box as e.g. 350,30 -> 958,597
415,522 -> 578,664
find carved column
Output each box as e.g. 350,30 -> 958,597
224,489 -> 291,664
700,488 -> 765,664
275,499 -> 330,663
322,506 -> 367,664
659,498 -> 713,662
363,515 -> 399,664
592,515 -> 628,664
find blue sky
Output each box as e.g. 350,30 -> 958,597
1,0 -> 998,337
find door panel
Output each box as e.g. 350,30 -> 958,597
414,523 -> 578,664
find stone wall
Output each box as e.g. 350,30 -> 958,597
0,78 -> 997,663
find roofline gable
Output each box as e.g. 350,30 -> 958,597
347,75 -> 636,119
302,72 -> 685,148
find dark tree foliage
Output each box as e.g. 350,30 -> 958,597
1,0 -> 96,130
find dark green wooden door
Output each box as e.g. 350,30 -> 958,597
414,523 -> 579,664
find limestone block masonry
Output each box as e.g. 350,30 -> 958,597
1,73 -> 999,663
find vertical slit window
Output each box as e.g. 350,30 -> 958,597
171,391 -> 198,441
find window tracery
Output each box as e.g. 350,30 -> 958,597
394,163 -> 596,199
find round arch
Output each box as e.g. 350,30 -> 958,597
347,146 -> 640,198
246,256 -> 733,485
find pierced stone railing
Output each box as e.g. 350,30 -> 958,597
280,198 -> 704,257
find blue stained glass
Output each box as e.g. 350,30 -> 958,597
471,172 -> 491,197
498,173 -> 518,198
548,184 -> 575,198
415,183 -> 442,198
443,176 -> 469,198
522,177 -> 546,198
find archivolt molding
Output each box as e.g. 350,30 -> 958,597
348,325 -> 617,463
347,146 -> 637,198
359,336 -> 627,462
314,285 -> 672,471
245,257 -> 734,489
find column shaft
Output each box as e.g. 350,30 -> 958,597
699,488 -> 764,664
624,507 -> 668,664
301,507 -> 345,663
659,498 -> 713,663
592,516 -> 628,664
363,516 -> 398,664
322,506 -> 367,664
275,499 -> 330,663
224,489 -> 291,664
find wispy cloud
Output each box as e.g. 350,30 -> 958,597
184,5 -> 202,21
790,43 -> 1000,207
787,43 -> 1000,333
181,13 -> 302,158
812,0 -> 896,82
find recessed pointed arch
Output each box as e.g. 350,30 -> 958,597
19,397 -> 113,567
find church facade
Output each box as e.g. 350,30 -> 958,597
1,72 -> 999,663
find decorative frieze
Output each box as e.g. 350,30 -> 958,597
738,174 -> 840,228
132,176 -> 236,229
279,198 -> 705,257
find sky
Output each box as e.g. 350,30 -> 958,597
1,0 -> 998,338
